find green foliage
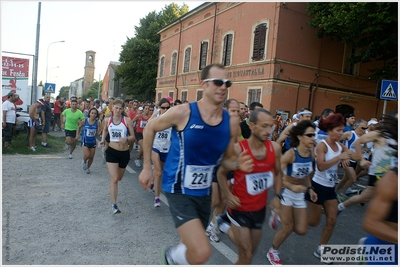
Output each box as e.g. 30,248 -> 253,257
116,3 -> 189,101
307,2 -> 398,79
58,86 -> 70,99
82,81 -> 102,100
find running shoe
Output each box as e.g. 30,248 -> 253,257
154,197 -> 161,207
68,154 -> 73,159
135,159 -> 142,168
30,146 -> 36,152
149,182 -> 155,193
112,204 -> 121,214
268,210 -> 281,231
209,226 -> 220,242
205,222 -> 213,237
86,168 -> 90,174
314,246 -> 333,264
65,144 -> 70,150
267,248 -> 282,265
41,143 -> 51,148
336,193 -> 346,203
160,246 -> 176,265
216,214 -> 230,234
82,160 -> 87,170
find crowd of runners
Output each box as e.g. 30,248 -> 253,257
54,63 -> 397,265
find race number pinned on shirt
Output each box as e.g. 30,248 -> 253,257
245,171 -> 273,195
110,129 -> 123,142
86,129 -> 96,137
139,120 -> 147,128
326,169 -> 338,183
184,165 -> 214,190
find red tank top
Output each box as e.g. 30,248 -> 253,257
229,139 -> 276,212
135,115 -> 150,133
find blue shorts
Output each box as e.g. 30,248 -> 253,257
82,141 -> 96,149
152,148 -> 168,162
28,119 -> 41,130
365,234 -> 398,265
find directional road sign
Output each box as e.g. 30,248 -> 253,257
380,79 -> 398,101
44,83 -> 56,94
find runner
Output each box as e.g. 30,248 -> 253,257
216,108 -> 282,265
61,99 -> 85,159
77,107 -> 101,174
99,98 -> 135,214
267,120 -> 317,265
304,113 -> 355,263
150,98 -> 172,207
134,104 -> 151,168
336,119 -> 367,201
138,63 -> 252,265
28,100 -> 45,151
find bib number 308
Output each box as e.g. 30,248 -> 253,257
184,165 -> 213,190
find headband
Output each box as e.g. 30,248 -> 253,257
298,111 -> 312,115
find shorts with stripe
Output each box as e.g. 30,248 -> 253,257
281,188 -> 307,208
228,207 -> 266,230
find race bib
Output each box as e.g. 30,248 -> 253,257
326,169 -> 338,182
157,131 -> 169,140
86,129 -> 96,137
139,120 -> 147,128
292,162 -> 311,178
184,165 -> 214,190
110,129 -> 122,142
245,171 -> 273,195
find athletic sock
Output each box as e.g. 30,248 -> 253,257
170,243 -> 189,265
219,222 -> 231,234
338,203 -> 346,211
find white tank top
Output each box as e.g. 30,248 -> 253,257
312,140 -> 343,187
107,116 -> 128,142
153,115 -> 172,152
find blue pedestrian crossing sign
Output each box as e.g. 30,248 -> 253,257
44,83 -> 56,94
380,80 -> 398,101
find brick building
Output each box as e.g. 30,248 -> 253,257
156,2 -> 397,120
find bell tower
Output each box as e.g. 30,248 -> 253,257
83,50 -> 96,94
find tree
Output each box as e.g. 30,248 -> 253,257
307,2 -> 398,79
82,81 -> 102,100
115,3 -> 189,101
58,86 -> 70,99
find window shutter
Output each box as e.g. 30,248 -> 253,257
197,90 -> 203,101
252,23 -> 267,61
171,52 -> 177,75
199,42 -> 208,70
222,34 -> 233,66
160,56 -> 165,77
184,48 -> 191,73
181,91 -> 187,102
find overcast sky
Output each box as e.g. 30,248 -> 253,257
1,1 -> 204,95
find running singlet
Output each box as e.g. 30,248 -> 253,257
283,148 -> 314,179
153,114 -> 172,153
230,139 -> 276,212
107,116 -> 128,142
345,131 -> 359,163
82,118 -> 98,145
136,114 -> 149,133
312,140 -> 342,187
162,102 -> 230,196
368,137 -> 397,177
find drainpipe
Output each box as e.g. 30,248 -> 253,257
174,19 -> 183,98
308,38 -> 323,109
210,3 -> 218,64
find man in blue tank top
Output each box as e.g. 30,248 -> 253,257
139,63 -> 253,265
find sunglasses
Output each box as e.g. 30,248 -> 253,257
203,78 -> 232,88
361,127 -> 368,130
303,133 -> 316,138
160,106 -> 170,110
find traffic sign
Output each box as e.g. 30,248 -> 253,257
44,83 -> 56,94
380,80 -> 398,101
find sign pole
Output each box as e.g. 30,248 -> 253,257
382,100 -> 387,116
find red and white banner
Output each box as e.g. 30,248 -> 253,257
2,56 -> 30,110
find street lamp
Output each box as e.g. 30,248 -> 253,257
46,40 -> 65,82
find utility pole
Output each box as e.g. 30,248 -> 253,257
32,2 -> 41,104
97,74 -> 101,100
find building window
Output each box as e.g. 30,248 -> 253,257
252,23 -> 267,61
181,91 -> 188,102
159,56 -> 165,77
343,43 -> 359,76
222,34 -> 233,66
169,91 -> 174,99
199,41 -> 208,70
196,90 -> 203,101
248,88 -> 261,106
183,47 -> 191,73
157,92 -> 162,102
171,52 -> 177,75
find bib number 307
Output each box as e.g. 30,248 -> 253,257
184,165 -> 213,190
245,171 -> 273,195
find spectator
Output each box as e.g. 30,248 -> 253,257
344,113 -> 356,132
40,94 -> 52,148
2,92 -> 18,149
239,101 -> 264,139
53,95 -> 63,131
174,99 -> 182,106
28,100 -> 45,151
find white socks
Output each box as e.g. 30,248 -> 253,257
170,243 -> 189,265
338,203 -> 346,211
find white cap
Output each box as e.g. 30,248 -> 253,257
367,119 -> 378,126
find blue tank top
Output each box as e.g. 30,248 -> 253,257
82,118 -> 98,145
162,102 -> 230,196
283,148 -> 315,179
345,131 -> 359,162
315,129 -> 328,145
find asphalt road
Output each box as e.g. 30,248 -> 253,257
2,130 -> 369,265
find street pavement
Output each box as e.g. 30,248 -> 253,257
25,132 -> 367,265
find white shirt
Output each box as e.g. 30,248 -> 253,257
2,100 -> 16,124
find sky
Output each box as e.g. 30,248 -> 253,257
1,1 -> 204,95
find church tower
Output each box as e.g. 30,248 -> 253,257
83,50 -> 96,94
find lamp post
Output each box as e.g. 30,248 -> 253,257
46,40 -> 64,83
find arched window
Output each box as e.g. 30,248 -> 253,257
159,56 -> 165,77
171,52 -> 177,75
183,47 -> 191,73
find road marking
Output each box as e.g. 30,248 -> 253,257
126,166 -> 136,174
159,192 -> 237,264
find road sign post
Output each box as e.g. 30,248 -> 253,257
377,79 -> 398,115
